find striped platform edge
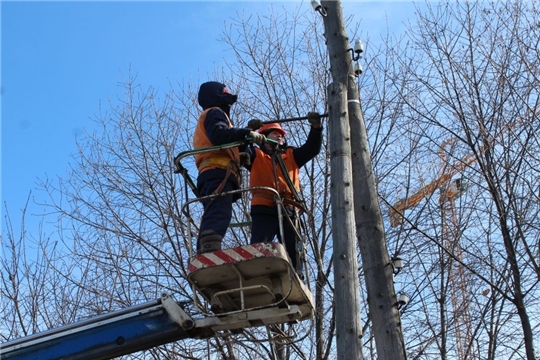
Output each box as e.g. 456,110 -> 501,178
188,243 -> 287,273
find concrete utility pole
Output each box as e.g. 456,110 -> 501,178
327,82 -> 364,360
320,1 -> 407,359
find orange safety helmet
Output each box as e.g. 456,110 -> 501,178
258,122 -> 286,136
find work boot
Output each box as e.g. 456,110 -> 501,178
197,230 -> 222,254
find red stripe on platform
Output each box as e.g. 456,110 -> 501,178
188,243 -> 281,273
196,254 -> 218,267
188,263 -> 198,272
213,250 -> 238,263
233,246 -> 257,260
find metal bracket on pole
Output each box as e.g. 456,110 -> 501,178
161,293 -> 195,330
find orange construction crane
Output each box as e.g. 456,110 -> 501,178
388,106 -> 534,228
389,149 -> 476,227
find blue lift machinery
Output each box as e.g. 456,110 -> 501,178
1,139 -> 314,360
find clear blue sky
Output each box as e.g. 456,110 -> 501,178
1,1 -> 416,239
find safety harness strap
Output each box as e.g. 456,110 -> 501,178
203,161 -> 238,212
198,156 -> 240,175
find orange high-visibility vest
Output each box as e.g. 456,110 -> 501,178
193,108 -> 240,174
250,147 -> 300,207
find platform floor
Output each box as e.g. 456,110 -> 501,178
188,243 -> 314,320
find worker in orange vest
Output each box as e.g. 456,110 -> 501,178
193,81 -> 266,254
245,113 -> 322,270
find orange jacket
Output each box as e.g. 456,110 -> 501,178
193,108 -> 240,175
250,147 -> 300,207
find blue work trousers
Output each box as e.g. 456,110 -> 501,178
198,178 -> 235,239
250,208 -> 298,269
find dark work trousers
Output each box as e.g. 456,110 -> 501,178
250,206 -> 299,270
198,178 -> 235,239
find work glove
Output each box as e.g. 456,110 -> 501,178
247,119 -> 263,130
239,152 -> 251,167
248,131 -> 267,145
307,112 -> 322,127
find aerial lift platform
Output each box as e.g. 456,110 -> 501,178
1,242 -> 313,360
175,140 -> 314,325
2,139 -> 315,360
188,242 -> 313,322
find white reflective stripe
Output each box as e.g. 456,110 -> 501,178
204,252 -> 227,265
243,245 -> 266,258
223,248 -> 245,261
190,258 -> 205,269
347,99 -> 360,104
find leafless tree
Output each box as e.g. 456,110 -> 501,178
380,1 -> 540,359
3,1 -> 540,359
1,195 -> 85,341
